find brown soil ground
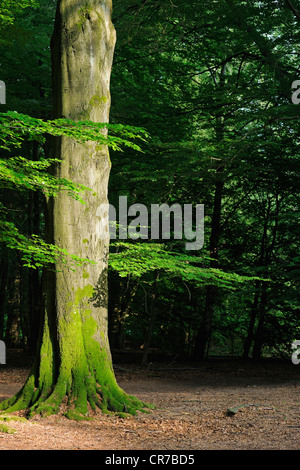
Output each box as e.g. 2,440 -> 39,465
0,350 -> 299,451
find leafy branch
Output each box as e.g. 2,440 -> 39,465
0,111 -> 149,270
109,242 -> 264,290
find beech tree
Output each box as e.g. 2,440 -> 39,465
0,0 -> 298,401
0,0 -> 148,419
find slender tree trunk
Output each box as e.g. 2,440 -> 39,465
141,272 -> 159,366
252,282 -> 267,359
243,194 -> 276,360
0,0 -> 149,419
194,177 -> 224,359
109,276 -> 138,350
193,124 -> 225,360
28,142 -> 42,354
192,62 -> 227,361
243,280 -> 260,359
251,193 -> 279,359
5,271 -> 22,348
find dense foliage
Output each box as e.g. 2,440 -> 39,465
0,0 -> 299,360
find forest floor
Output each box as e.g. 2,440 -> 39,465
0,350 -> 299,451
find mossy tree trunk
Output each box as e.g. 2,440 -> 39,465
0,0 -> 149,420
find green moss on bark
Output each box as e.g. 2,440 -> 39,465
76,4 -> 92,29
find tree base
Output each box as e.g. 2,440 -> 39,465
0,348 -> 154,421
0,367 -> 153,421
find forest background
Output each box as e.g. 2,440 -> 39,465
0,0 -> 299,366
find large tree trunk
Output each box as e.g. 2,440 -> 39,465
0,0 -> 148,419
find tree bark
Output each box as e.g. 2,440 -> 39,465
193,123 -> 225,359
192,62 -> 226,361
243,193 -> 277,360
0,0 -> 149,419
108,275 -> 138,350
252,282 -> 267,360
193,177 -> 224,359
141,271 -> 159,366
